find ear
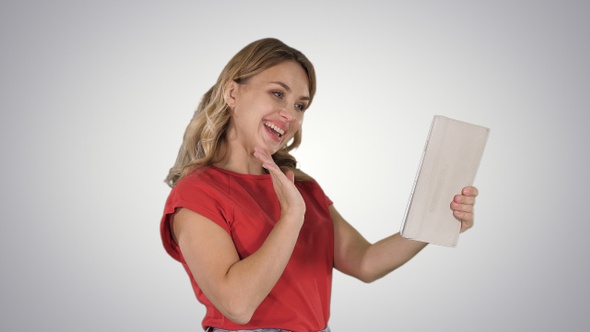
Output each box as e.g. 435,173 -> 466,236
223,81 -> 239,108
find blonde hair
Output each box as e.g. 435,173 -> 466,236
165,38 -> 316,187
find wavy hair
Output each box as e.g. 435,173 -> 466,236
165,38 -> 316,187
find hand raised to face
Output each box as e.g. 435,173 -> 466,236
253,147 -> 306,223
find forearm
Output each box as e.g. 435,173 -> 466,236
333,186 -> 479,284
220,218 -> 301,319
212,147 -> 307,321
332,206 -> 428,283
175,207 -> 304,324
359,233 -> 427,282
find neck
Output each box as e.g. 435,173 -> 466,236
213,141 -> 265,175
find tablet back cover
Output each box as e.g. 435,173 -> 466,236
400,115 -> 489,247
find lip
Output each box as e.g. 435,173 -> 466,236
264,120 -> 288,140
264,120 -> 287,134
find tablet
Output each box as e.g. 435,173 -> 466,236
400,115 -> 490,247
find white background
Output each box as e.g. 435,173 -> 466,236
1,1 -> 589,331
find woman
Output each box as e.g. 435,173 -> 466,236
160,38 -> 478,332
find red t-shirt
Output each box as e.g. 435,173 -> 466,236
160,166 -> 334,331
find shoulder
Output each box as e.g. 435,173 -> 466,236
296,177 -> 333,207
173,166 -> 230,194
295,177 -> 321,191
166,167 -> 235,211
164,166 -> 235,230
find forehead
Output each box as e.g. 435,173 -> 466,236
250,61 -> 309,94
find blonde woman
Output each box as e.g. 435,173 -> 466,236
160,38 -> 478,332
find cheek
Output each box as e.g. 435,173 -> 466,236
295,115 -> 304,129
289,119 -> 303,137
289,118 -> 303,140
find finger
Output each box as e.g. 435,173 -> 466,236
462,186 -> 479,197
285,169 -> 295,183
453,209 -> 474,231
253,147 -> 268,164
454,194 -> 476,206
253,147 -> 280,172
254,148 -> 294,183
451,201 -> 474,213
459,215 -> 474,233
454,210 -> 474,220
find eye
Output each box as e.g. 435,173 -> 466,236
295,103 -> 307,112
272,91 -> 284,98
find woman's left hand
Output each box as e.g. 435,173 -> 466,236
451,186 -> 479,233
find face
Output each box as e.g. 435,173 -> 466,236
224,61 -> 310,155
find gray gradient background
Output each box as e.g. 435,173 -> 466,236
1,0 -> 589,331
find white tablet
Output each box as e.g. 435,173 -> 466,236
400,115 -> 490,247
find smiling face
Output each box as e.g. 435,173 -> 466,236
224,60 -> 311,157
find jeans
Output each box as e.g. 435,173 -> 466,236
208,327 -> 331,332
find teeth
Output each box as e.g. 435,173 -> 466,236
264,122 -> 285,136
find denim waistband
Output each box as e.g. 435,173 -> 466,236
207,327 -> 331,332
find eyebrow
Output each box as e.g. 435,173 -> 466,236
270,81 -> 310,101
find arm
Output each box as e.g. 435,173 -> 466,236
333,186 -> 478,283
172,148 -> 305,324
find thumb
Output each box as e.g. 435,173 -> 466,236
285,169 -> 295,183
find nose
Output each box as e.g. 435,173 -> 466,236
278,108 -> 296,122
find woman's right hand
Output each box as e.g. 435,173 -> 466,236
253,147 -> 306,224
172,148 -> 308,324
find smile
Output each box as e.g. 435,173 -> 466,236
264,122 -> 285,137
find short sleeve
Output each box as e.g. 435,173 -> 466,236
160,172 -> 232,262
